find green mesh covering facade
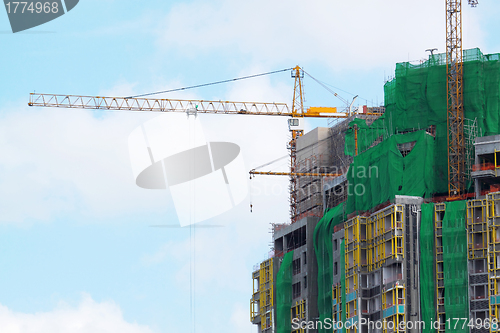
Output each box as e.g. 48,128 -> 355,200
344,117 -> 387,157
346,130 -> 436,215
420,203 -> 436,333
307,49 -> 499,332
344,48 -> 500,201
314,203 -> 346,333
442,201 -> 468,332
276,250 -> 294,333
340,238 -> 346,333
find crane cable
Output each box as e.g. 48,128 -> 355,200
251,154 -> 290,173
126,68 -> 294,99
302,70 -> 350,107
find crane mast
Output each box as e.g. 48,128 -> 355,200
289,66 -> 305,222
446,0 -> 465,198
446,0 -> 477,199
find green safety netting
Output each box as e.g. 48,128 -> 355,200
307,49 -> 499,331
420,202 -> 436,333
442,200 -> 468,332
313,202 -> 346,333
346,130 -> 436,215
344,116 -> 388,157
276,250 -> 294,333
344,48 -> 500,203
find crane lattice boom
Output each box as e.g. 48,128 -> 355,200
446,0 -> 477,199
29,93 -> 382,118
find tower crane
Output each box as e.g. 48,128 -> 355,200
29,67 -> 382,222
446,0 -> 478,199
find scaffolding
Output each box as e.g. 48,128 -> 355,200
296,154 -> 329,219
329,116 -> 355,172
464,117 -> 481,184
434,203 -> 446,333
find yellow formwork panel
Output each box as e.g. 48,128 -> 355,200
489,225 -> 500,285
345,216 -> 367,272
487,193 -> 500,328
291,300 -> 306,333
340,204 -> 407,332
346,299 -> 357,320
345,298 -> 358,333
382,314 -> 405,333
467,199 -> 488,259
345,217 -> 357,245
345,204 -> 406,272
332,283 -> 342,304
344,204 -> 406,332
382,286 -> 405,333
345,218 -> 358,271
376,205 -> 403,235
346,298 -> 358,333
346,325 -> 358,333
346,274 -> 358,294
258,258 -> 274,329
359,218 -> 368,270
382,286 -> 405,309
488,192 -> 500,229
367,205 -> 404,270
332,283 -> 342,331
366,212 -> 377,271
467,199 -> 487,222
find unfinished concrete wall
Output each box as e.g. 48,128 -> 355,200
296,127 -> 333,218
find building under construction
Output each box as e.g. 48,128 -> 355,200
250,48 -> 500,333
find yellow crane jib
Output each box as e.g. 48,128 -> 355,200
305,106 -> 338,116
249,170 -> 343,179
28,93 -> 294,116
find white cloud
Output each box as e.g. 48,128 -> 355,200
158,0 -> 487,71
0,295 -> 155,333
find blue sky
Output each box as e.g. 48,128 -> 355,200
1,1 -> 499,332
